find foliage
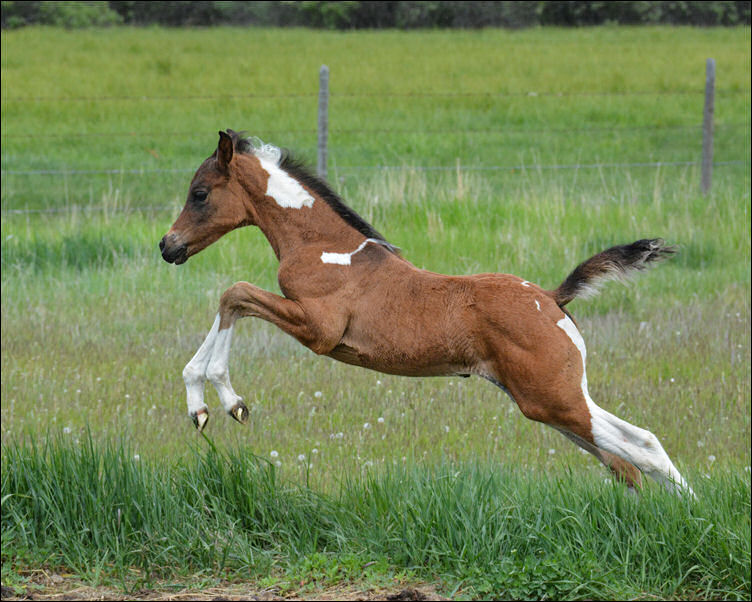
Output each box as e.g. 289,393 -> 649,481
1,1 -> 122,29
2,436 -> 750,598
2,1 -> 750,29
539,0 -> 752,26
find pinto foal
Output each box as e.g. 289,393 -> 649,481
160,131 -> 692,494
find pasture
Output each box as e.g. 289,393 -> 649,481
1,26 -> 750,599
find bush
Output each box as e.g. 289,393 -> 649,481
2,1 -> 750,29
1,1 -> 122,29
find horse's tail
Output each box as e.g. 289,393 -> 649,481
550,238 -> 676,307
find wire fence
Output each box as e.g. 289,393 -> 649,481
2,121 -> 749,141
2,88 -> 749,103
2,67 -> 750,216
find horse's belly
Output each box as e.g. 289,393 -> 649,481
327,342 -> 470,377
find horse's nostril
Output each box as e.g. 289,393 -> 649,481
159,238 -> 166,252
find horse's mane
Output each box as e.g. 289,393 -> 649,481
229,131 -> 397,254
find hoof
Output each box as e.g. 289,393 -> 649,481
191,409 -> 209,432
229,401 -> 249,425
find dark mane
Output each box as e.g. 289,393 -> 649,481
279,153 -> 397,252
228,131 -> 397,254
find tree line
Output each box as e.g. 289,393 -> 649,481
2,1 -> 750,29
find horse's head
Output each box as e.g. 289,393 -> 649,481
160,130 -> 257,264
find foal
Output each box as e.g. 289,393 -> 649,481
160,131 -> 692,494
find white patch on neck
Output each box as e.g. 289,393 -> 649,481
256,153 -> 314,210
257,155 -> 313,209
321,238 -> 381,265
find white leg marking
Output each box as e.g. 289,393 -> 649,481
182,314 -> 220,416
556,315 -> 693,495
321,238 -> 381,265
205,322 -> 243,412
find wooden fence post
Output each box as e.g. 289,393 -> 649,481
318,65 -> 329,180
702,58 -> 715,196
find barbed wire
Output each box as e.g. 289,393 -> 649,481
2,88 -> 749,103
2,122 -> 749,141
1,159 -> 748,212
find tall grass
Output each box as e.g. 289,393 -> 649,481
2,435 -> 749,599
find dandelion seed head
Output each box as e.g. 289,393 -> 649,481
270,450 -> 279,458
377,417 -> 384,424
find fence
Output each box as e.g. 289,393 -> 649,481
1,59 -> 749,215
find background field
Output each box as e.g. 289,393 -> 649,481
2,26 -> 750,599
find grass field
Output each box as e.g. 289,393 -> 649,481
1,26 -> 750,599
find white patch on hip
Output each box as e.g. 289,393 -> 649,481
556,314 -> 692,495
321,238 -> 381,265
257,155 -> 314,209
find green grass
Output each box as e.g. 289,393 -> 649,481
1,25 -> 750,599
2,435 -> 750,599
2,26 -> 750,210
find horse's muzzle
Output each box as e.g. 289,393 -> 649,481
159,235 -> 188,265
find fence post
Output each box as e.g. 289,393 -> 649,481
702,58 -> 715,196
318,65 -> 329,180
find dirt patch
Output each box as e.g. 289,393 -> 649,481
1,573 -> 449,601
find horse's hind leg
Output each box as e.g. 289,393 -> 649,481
553,426 -> 643,489
553,314 -> 693,495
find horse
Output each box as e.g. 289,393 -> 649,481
160,130 -> 692,495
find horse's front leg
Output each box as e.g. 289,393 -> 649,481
185,281 -> 317,431
182,314 -> 221,430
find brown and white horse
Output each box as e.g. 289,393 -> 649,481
160,130 -> 692,495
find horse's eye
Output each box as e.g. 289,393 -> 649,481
193,190 -> 208,202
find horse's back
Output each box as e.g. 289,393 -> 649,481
328,264 -> 572,379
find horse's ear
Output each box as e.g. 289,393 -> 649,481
217,130 -> 233,173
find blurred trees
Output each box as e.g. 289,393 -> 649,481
2,1 -> 750,29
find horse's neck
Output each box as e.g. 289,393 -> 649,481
250,189 -> 361,262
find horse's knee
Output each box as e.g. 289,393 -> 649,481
183,362 -> 204,386
205,360 -> 227,385
219,282 -> 251,313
